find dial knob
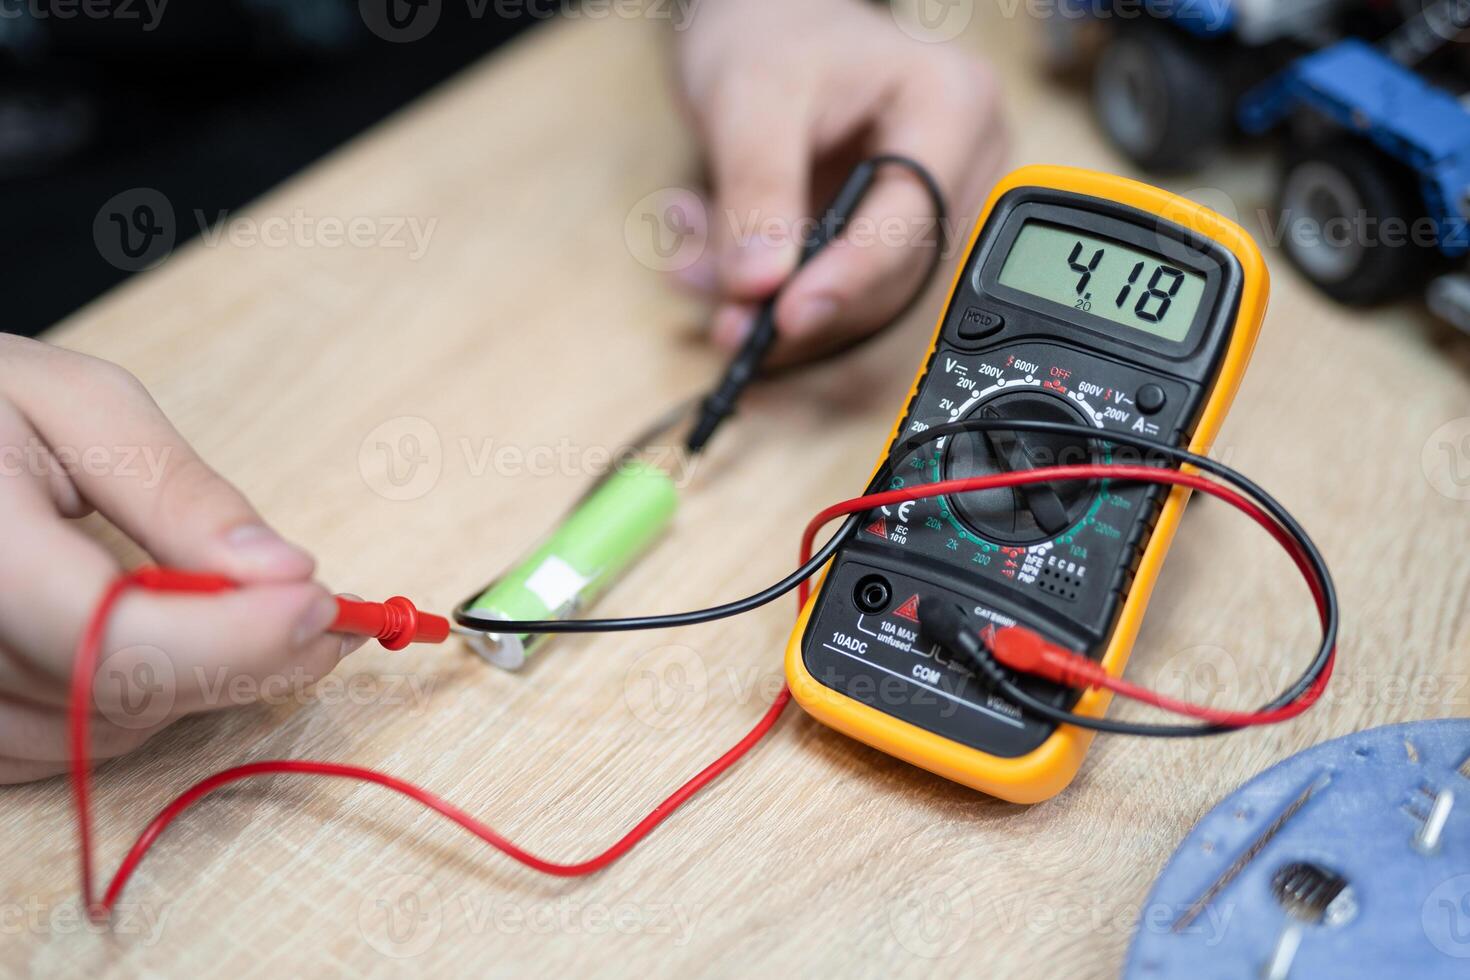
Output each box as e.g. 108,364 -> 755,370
941,390 -> 1099,545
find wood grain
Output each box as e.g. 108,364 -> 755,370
5,5 -> 1469,977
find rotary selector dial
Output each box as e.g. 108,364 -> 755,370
941,389 -> 1102,545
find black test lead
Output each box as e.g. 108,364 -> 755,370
685,155 -> 949,454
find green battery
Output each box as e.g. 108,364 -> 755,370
464,459 -> 677,670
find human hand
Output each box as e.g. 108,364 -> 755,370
675,0 -> 1007,361
0,336 -> 357,783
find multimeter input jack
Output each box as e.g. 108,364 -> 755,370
853,574 -> 893,615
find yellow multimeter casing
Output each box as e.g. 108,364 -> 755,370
784,166 -> 1268,803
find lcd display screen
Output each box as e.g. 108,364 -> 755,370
997,222 -> 1206,342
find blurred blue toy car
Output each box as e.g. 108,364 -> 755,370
1048,0 -> 1470,328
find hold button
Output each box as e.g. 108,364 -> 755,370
956,307 -> 1005,341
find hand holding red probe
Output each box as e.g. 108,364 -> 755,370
119,568 -> 451,651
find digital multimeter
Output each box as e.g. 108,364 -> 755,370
784,166 -> 1269,803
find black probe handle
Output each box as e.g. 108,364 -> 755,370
686,160 -> 879,453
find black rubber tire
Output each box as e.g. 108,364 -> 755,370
1092,21 -> 1229,173
1275,139 -> 1436,306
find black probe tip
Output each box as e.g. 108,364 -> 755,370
685,398 -> 730,454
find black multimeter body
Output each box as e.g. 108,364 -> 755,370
785,167 -> 1268,801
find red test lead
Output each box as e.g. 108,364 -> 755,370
114,567 -> 450,649
331,596 -> 450,649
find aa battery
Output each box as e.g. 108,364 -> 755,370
463,459 -> 677,670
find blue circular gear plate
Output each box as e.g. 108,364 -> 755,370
1124,720 -> 1470,978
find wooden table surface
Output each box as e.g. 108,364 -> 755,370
7,5 -> 1470,977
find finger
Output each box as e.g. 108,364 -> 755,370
0,691 -> 162,763
0,359 -> 345,734
670,251 -> 720,297
0,431 -> 342,712
93,584 -> 345,720
704,79 -> 815,301
0,399 -> 92,519
774,60 -> 1006,344
0,756 -> 67,785
773,174 -> 939,344
0,494 -> 341,715
710,302 -> 758,351
0,339 -> 313,582
0,395 -> 123,687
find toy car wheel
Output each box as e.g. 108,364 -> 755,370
1276,140 -> 1434,305
1092,22 -> 1227,172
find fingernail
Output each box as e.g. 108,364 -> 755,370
292,594 -> 339,649
225,524 -> 315,578
786,296 -> 840,337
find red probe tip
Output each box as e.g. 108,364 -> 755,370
330,596 -> 451,651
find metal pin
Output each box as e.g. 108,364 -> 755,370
1414,788 -> 1455,855
1263,923 -> 1303,980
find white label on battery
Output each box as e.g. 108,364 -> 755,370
524,556 -> 591,611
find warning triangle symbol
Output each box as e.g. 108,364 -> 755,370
892,594 -> 921,622
865,517 -> 888,540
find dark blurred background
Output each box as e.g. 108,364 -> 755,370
2,0 -> 538,337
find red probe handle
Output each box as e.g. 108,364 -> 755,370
121,567 -> 448,651
986,625 -> 1109,690
330,596 -> 450,650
